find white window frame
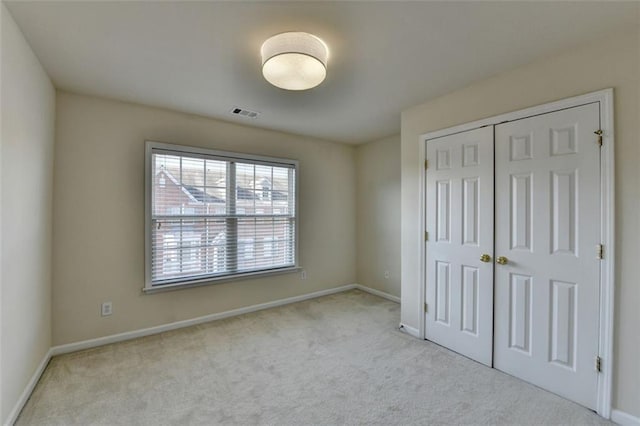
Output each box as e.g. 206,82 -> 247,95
144,141 -> 300,293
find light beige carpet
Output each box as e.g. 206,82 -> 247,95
17,289 -> 609,425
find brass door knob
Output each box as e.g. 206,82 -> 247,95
496,256 -> 508,265
480,254 -> 491,263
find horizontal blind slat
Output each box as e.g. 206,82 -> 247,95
150,148 -> 297,286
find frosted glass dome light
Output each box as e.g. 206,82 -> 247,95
261,32 -> 329,91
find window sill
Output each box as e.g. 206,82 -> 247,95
142,266 -> 302,294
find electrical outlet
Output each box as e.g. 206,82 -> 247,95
101,302 -> 112,317
384,270 -> 390,279
300,270 -> 307,280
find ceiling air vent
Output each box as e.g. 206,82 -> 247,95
230,107 -> 260,119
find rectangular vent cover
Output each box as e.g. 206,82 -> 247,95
230,107 -> 259,119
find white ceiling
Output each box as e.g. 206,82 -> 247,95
5,1 -> 638,144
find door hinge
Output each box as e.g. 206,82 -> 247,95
595,129 -> 603,146
424,302 -> 428,313
424,159 -> 428,169
595,356 -> 602,372
597,244 -> 604,260
425,231 -> 429,241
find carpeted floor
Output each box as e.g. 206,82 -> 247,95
17,289 -> 609,425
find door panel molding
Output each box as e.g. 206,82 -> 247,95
418,89 -> 614,419
494,103 -> 601,409
425,126 -> 495,366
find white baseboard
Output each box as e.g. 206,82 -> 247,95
9,283 -> 397,425
612,409 -> 640,426
4,349 -> 53,426
51,284 -> 400,356
51,284 -> 358,356
399,323 -> 421,338
354,284 -> 400,303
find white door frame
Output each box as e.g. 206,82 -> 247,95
417,89 -> 615,419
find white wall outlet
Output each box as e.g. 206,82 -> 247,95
300,270 -> 307,280
384,270 -> 390,279
101,301 -> 113,317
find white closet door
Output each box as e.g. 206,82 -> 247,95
494,103 -> 601,409
425,126 -> 494,366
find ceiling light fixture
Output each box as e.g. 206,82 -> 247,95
261,32 -> 329,91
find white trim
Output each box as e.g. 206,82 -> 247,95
142,266 -> 302,294
4,349 -> 53,426
418,135 -> 427,339
148,141 -> 299,168
421,90 -> 611,142
612,410 -> 640,426
596,90 -> 615,420
399,323 -> 421,338
51,284 -> 397,356
419,88 -> 615,419
144,140 -> 300,291
51,284 -> 357,355
354,284 -> 400,303
8,284 -> 399,425
144,141 -> 153,292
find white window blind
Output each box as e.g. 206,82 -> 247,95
146,142 -> 297,290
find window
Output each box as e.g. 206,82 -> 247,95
145,141 -> 298,290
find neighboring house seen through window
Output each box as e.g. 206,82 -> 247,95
146,142 -> 298,290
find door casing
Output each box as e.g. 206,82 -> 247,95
417,89 -> 615,419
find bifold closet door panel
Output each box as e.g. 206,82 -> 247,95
425,126 -> 494,366
493,102 -> 601,409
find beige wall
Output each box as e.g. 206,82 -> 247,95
1,4 -> 55,422
401,27 -> 640,416
355,135 -> 401,297
52,92 -> 356,345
